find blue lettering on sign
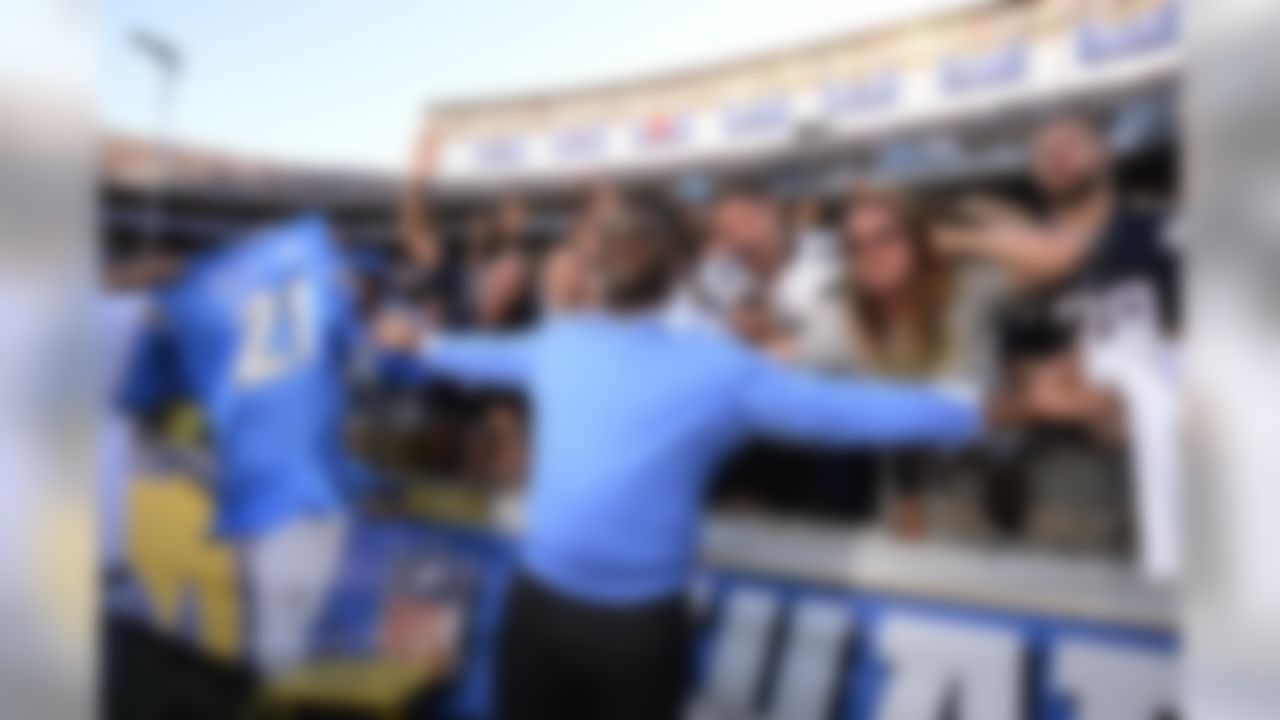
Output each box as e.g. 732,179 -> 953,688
473,136 -> 523,168
553,124 -> 606,160
823,71 -> 898,116
1077,0 -> 1179,65
694,572 -> 1178,720
939,41 -> 1026,94
722,94 -> 792,136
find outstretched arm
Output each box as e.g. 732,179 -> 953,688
419,333 -> 533,389
736,359 -> 983,449
932,194 -> 1092,289
373,310 -> 533,390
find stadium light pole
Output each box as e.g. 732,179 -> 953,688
130,29 -> 183,250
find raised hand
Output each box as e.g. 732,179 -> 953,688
401,123 -> 444,268
410,125 -> 442,182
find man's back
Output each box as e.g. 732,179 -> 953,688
424,311 -> 979,604
526,315 -> 752,603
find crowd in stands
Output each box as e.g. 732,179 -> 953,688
351,112 -> 1180,557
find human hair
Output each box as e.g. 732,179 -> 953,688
602,194 -> 687,261
1038,110 -> 1106,142
842,184 -> 955,376
713,178 -> 773,208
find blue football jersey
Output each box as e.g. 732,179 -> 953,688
121,215 -> 360,537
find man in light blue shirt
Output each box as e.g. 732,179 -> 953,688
376,198 -> 1004,720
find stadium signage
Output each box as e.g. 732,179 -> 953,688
821,70 -> 898,116
433,0 -> 1182,180
116,504 -> 1179,720
634,111 -> 689,148
552,122 -> 607,160
691,575 -> 1177,720
471,134 -> 524,169
1077,0 -> 1179,65
939,39 -> 1027,94
721,93 -> 792,136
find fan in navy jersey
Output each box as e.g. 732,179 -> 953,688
118,214 -> 362,675
936,115 -> 1178,347
935,113 -> 1182,571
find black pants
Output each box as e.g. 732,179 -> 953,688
497,571 -> 691,720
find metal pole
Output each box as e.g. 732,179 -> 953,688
130,30 -> 182,251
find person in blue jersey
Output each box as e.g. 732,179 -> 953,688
375,197 -> 1042,720
118,215 -> 360,676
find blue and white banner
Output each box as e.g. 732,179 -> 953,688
691,571 -> 1176,720
1077,0 -> 1179,65
552,123 -> 608,161
721,93 -> 793,137
115,493 -> 1179,720
822,70 -> 898,116
939,40 -> 1027,94
471,135 -> 524,169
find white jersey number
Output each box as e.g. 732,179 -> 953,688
234,279 -> 317,386
1054,279 -> 1161,344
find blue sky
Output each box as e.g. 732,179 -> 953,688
101,0 -> 984,171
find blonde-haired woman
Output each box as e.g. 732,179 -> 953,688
822,185 -> 1007,539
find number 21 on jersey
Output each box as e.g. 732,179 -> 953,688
234,278 -> 317,386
